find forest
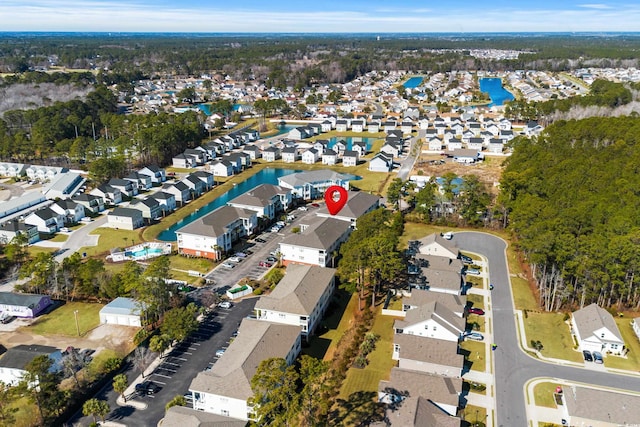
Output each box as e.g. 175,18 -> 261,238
500,115 -> 640,311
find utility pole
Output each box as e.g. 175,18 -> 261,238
74,310 -> 80,336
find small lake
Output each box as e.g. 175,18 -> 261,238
403,77 -> 424,89
327,137 -> 373,151
157,168 -> 300,241
479,78 -> 515,106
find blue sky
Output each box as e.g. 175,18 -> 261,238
1,1 -> 638,32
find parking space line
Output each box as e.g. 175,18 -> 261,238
154,373 -> 172,379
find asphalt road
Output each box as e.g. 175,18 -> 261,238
55,215 -> 107,262
454,232 -> 640,427
396,128 -> 425,181
65,299 -> 257,426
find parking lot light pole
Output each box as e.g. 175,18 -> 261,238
74,310 -> 80,336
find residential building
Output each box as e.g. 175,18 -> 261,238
72,194 -> 105,214
130,197 -> 162,222
0,192 -> 47,221
90,184 -> 123,205
0,292 -> 52,318
210,159 -> 235,177
50,199 -> 85,224
190,170 -> 215,191
182,175 -> 207,198
571,303 -> 624,355
392,335 -> 463,377
108,178 -> 138,197
394,301 -> 465,342
402,289 -> 466,318
0,221 -> 39,244
277,169 -> 351,201
560,385 -> 640,427
342,150 -> 359,167
0,162 -> 27,178
189,319 -> 302,421
139,165 -> 167,184
262,146 -> 281,162
315,191 -> 381,227
163,406 -> 246,427
279,217 -> 352,267
321,149 -> 338,165
227,184 -> 292,220
0,344 -> 62,386
301,148 -> 320,164
162,181 -> 191,206
368,153 -> 393,172
418,233 -> 459,259
26,165 -> 66,182
24,207 -> 64,234
255,265 -> 336,338
106,207 -> 145,230
172,153 -> 197,168
149,191 -> 177,214
281,147 -> 299,163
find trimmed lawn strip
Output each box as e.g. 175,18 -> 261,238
461,340 -> 486,372
511,275 -> 538,312
605,318 -> 640,370
25,301 -> 102,337
321,292 -> 360,361
522,312 -> 582,363
462,405 -> 487,426
533,381 -> 560,408
81,228 -> 142,258
168,254 -> 215,273
339,308 -> 397,398
27,245 -> 57,257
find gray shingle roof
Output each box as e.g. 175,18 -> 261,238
176,205 -> 254,238
163,406 -> 247,427
403,289 -> 466,313
281,217 -> 351,251
573,303 -> 623,342
394,334 -> 463,368
277,169 -> 350,188
316,191 -> 380,220
228,184 -> 289,209
379,367 -> 461,411
0,344 -> 58,370
563,385 -> 640,425
395,301 -> 465,336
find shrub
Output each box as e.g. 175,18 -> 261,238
134,328 -> 151,345
253,288 -> 263,295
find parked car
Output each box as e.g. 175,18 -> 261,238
271,227 -> 281,232
270,250 -> 280,257
228,256 -> 242,263
266,256 -> 277,263
297,206 -> 308,211
311,203 -> 320,208
468,307 -> 485,316
0,313 -> 15,324
460,254 -> 473,264
583,350 -> 593,362
442,231 -> 453,240
136,381 -> 160,395
465,268 -> 481,275
235,252 -> 247,258
215,348 -> 226,358
255,238 -> 266,243
259,261 -> 273,268
593,351 -> 604,364
464,332 -> 484,341
221,262 -> 235,269
218,301 -> 232,309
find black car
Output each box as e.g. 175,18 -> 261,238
582,350 -> 593,362
135,381 -> 160,395
593,351 -> 604,364
255,238 -> 266,243
460,254 -> 473,264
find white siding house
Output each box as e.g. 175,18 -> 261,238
571,303 -> 624,355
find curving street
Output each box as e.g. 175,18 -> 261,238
454,232 -> 640,426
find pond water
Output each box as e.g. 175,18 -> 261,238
403,77 -> 424,89
479,78 -> 515,106
327,137 -> 373,151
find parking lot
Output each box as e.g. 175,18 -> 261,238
118,298 -> 257,426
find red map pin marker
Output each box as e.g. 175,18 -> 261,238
324,186 -> 348,215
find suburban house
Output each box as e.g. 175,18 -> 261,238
418,269 -> 465,295
301,148 -> 320,164
315,191 -> 381,227
0,221 -> 39,244
321,149 -> 338,165
279,217 -> 352,268
560,385 -> 640,427
124,171 -> 153,191
130,197 -> 162,222
281,147 -> 299,163
189,319 -> 302,421
172,153 -> 197,168
392,334 -> 463,377
633,317 -> 640,340
72,194 -> 105,214
0,344 -> 62,386
210,159 -> 235,177
394,301 -> 465,342
342,150 -> 359,167
418,233 -> 459,259
108,178 -> 138,197
571,303 -> 624,355
149,191 -> 177,214
24,207 -> 64,234
176,206 -> 258,259
26,165 -> 66,182
227,184 -> 292,220
163,406 -> 246,427
0,162 -> 27,177
182,175 -> 207,198
428,137 -> 444,151
184,148 -> 208,165
50,199 -> 85,224
262,146 -> 281,162
242,145 -> 261,160
378,368 -> 462,423
90,184 -> 123,205
402,289 -> 466,318
277,169 -> 351,201
254,265 -> 336,338
99,297 -> 142,327
162,181 -> 192,206
139,165 -> 166,184
190,170 -> 215,191
106,207 -> 145,230
488,139 -> 504,154
368,153 -> 394,172
0,292 -> 52,318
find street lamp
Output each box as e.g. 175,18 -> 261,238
74,310 -> 80,336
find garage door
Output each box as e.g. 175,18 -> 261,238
104,315 -> 118,324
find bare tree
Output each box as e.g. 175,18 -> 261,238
133,347 -> 155,378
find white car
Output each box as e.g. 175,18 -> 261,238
221,262 -> 235,269
218,301 -> 232,309
228,256 -> 242,263
297,206 -> 308,211
442,232 -> 453,240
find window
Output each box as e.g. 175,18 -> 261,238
611,344 -> 618,349
221,410 -> 229,416
279,313 -> 286,319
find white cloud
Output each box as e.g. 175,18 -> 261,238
578,3 -> 613,9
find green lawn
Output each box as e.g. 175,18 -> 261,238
522,312 -> 582,363
339,307 -> 397,398
304,290 -> 356,361
80,228 -> 143,257
467,314 -> 485,333
27,246 -> 57,257
25,301 -> 103,337
460,340 -> 486,372
10,396 -> 39,427
604,318 -> 640,370
45,233 -> 68,243
168,254 -> 215,273
462,405 -> 488,427
467,293 -> 485,310
533,382 -> 560,408
399,222 -> 448,249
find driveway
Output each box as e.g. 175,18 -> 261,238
55,215 -> 107,262
454,232 -> 640,426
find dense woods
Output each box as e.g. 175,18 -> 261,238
500,116 -> 640,310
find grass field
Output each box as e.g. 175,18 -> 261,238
26,301 -> 103,337
604,318 -> 640,370
80,228 -> 142,257
304,290 -> 356,361
461,340 -> 486,372
339,308 -> 397,399
533,381 -> 560,408
168,254 -> 215,274
522,312 -> 582,363
462,405 -> 488,426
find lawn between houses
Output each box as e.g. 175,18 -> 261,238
26,301 -> 102,337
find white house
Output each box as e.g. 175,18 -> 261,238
254,264 -> 335,338
281,147 -> 298,163
162,182 -> 191,206
571,303 -> 624,355
262,146 -> 281,162
106,207 -> 145,230
418,233 -> 459,259
0,344 -> 62,387
342,150 -> 359,167
394,301 -> 465,342
24,207 -> 64,234
50,199 -> 85,224
402,289 -> 466,318
301,148 -> 320,164
139,165 -> 166,184
227,184 -> 292,220
90,184 -> 122,205
368,153 -> 393,172
149,191 -> 177,214
279,217 -> 352,268
210,160 -> 235,177
189,319 -> 302,421
321,149 -> 338,165
633,317 -> 640,341
392,334 -> 463,377
176,206 -> 258,260
0,221 -> 39,244
72,194 -> 104,214
99,297 -> 142,327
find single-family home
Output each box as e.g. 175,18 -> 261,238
189,319 -> 302,421
335,119 -> 348,132
321,120 -> 333,132
50,199 -> 85,225
24,207 -> 64,234
162,181 -> 191,206
321,149 -> 338,165
380,142 -> 402,158
418,233 -> 459,259
342,150 -> 359,167
279,217 -> 352,268
394,301 -> 465,342
138,165 -> 166,184
352,141 -> 367,157
571,303 -> 624,355
242,145 -> 261,160
228,184 -> 292,220
281,147 -> 299,163
262,146 -> 281,162
183,148 -> 208,165
428,137 -> 443,151
176,206 -> 258,259
332,140 -> 347,154
106,207 -> 145,230
124,172 -> 153,191
0,292 -> 52,318
182,175 -> 207,198
130,197 -> 162,222
451,148 -> 479,164
289,126 -> 312,140
149,191 -> 177,215
72,194 -> 105,214
90,184 -> 122,205
402,289 -> 466,318
210,160 -> 235,177
108,178 -> 138,197
301,148 -> 320,164
191,170 -> 215,191
368,153 -> 393,173
351,119 -> 365,132
488,138 -> 504,154
254,265 -> 336,338
560,385 -> 640,427
392,334 -> 464,377
0,344 -> 61,386
0,221 -> 39,244
467,137 -> 484,151
172,153 -> 197,169
99,297 -> 143,327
